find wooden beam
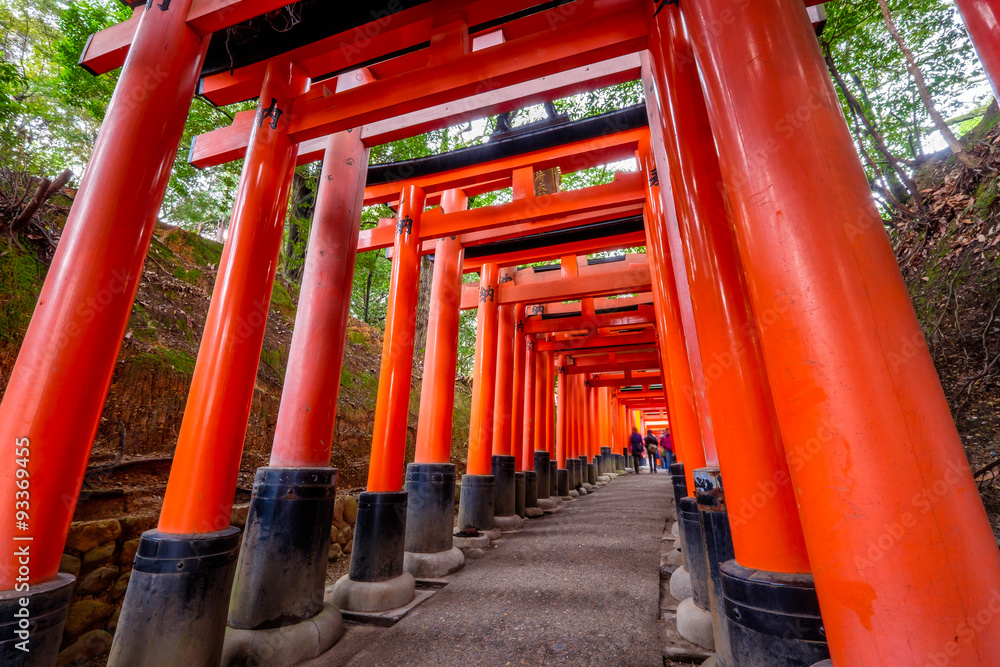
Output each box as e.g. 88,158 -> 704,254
563,350 -> 659,374
537,331 -> 655,352
532,294 -> 653,316
79,0 -> 299,74
359,173 -> 645,253
461,254 -> 648,309
363,125 -> 647,206
460,229 -> 646,271
523,305 -> 655,334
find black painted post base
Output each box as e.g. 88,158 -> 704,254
533,451 -> 550,500
0,573 -> 74,667
675,496 -> 714,651
587,463 -> 597,485
670,463 -> 689,564
491,455 -> 516,517
557,468 -> 571,499
330,491 -> 415,613
695,467 -> 735,666
229,468 -> 337,628
108,527 -> 241,667
514,472 -> 526,518
549,460 -> 558,497
223,467 -> 342,666
456,474 -> 495,535
720,561 -> 829,667
524,471 -> 538,506
403,463 -> 464,579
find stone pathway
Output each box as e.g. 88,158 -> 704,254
306,472 -> 681,667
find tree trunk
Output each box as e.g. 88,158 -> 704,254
363,268 -> 374,324
824,47 -> 924,210
10,168 -> 72,232
284,171 -> 314,283
412,255 -> 434,357
876,0 -> 974,165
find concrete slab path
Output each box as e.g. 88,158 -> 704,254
306,471 -> 676,667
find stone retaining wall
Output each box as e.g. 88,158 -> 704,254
55,494 -> 360,666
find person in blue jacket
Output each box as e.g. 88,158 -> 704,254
629,427 -> 645,471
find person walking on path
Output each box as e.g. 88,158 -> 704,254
629,427 -> 645,472
659,429 -> 674,470
644,430 -> 660,473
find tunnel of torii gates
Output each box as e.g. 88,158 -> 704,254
1,0 -> 1000,665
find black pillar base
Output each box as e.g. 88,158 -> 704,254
228,467 -> 336,630
404,462 -> 457,554
0,573 -> 74,666
457,474 -> 495,535
600,447 -> 611,474
556,468 -> 570,497
514,472 -> 526,517
695,467 -> 735,666
524,470 -> 538,507
348,491 -> 408,582
108,527 -> 241,667
670,462 -> 689,561
721,561 -> 829,667
332,491 -> 414,613
549,460 -> 558,496
533,451 -> 550,499
491,455 -> 516,517
678,498 -> 711,610
587,463 -> 597,485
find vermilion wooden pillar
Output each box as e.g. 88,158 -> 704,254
468,263 -> 501,475
110,58 -> 307,667
493,300 -> 516,457
0,0 -> 208,593
555,355 -> 568,468
544,349 -> 556,454
956,0 -> 1000,100
587,381 -> 598,458
365,185 -> 427,492
521,336 -> 537,470
159,59 -> 309,533
642,199 -> 707,494
644,8 -> 809,575
270,130 -> 369,468
511,303 -> 528,470
685,0 -> 1000,661
532,342 -> 545,454
414,219 -> 466,463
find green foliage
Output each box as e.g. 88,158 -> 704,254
0,240 -> 43,341
823,0 -> 988,167
159,348 -> 195,375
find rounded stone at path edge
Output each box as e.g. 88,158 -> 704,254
343,495 -> 359,524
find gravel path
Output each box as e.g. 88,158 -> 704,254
306,472 -> 675,667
